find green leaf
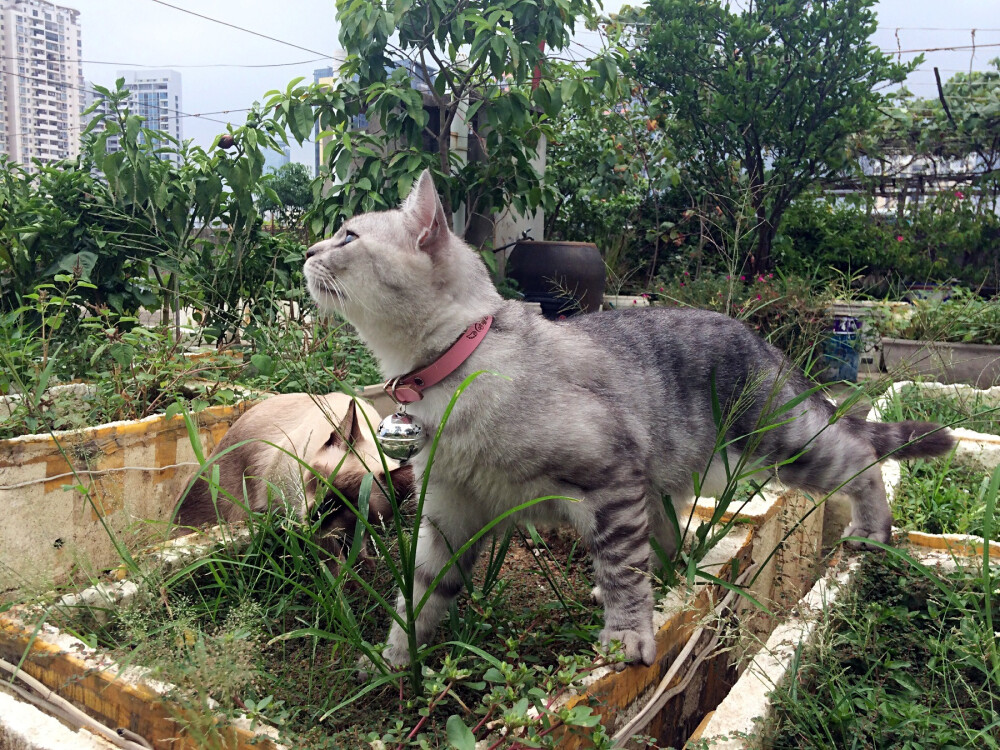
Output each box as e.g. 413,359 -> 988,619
251,353 -> 275,376
109,343 -> 136,368
446,714 -> 476,750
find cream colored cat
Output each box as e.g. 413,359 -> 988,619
173,393 -> 413,564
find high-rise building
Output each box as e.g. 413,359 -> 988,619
263,144 -> 290,173
0,0 -> 84,169
93,69 -> 183,163
313,65 -> 334,177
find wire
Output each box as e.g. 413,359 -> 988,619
0,462 -> 199,491
0,657 -> 153,749
0,53 -> 330,69
891,27 -> 1000,33
145,0 -> 334,60
2,68 -> 234,126
610,563 -> 758,745
887,42 -> 1000,54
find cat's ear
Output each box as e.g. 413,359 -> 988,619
402,169 -> 448,253
326,399 -> 363,448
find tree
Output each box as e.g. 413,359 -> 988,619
266,0 -> 624,242
261,161 -> 313,233
632,0 -> 915,273
545,79 -> 679,284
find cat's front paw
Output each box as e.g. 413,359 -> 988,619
600,626 -> 656,668
355,642 -> 411,682
383,640 -> 411,668
842,521 -> 892,549
590,585 -> 604,605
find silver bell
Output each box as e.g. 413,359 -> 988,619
376,409 -> 426,461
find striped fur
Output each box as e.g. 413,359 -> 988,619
304,171 -> 954,668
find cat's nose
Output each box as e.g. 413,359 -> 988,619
305,242 -> 324,260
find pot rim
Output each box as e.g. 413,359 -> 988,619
511,240 -> 599,248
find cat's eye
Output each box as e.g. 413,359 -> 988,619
341,230 -> 358,246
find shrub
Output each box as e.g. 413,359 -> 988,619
878,288 -> 1000,345
774,192 -> 1000,290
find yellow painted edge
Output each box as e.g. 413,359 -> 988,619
0,611 -> 277,750
904,529 -> 1000,558
0,402 -> 253,451
687,710 -> 716,744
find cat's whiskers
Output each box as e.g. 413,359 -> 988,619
309,268 -> 357,310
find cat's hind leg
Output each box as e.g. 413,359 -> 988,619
776,428 -> 891,547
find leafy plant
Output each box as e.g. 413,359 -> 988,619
259,161 -> 313,235
774,190 -> 1000,290
893,456 -> 994,537
0,298 -> 244,439
879,288 -> 1000,345
766,541 -> 1000,749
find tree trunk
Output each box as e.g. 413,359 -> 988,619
753,220 -> 773,275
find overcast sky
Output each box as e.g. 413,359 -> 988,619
67,0 -> 1000,173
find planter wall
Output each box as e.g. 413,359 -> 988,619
0,402 -> 254,600
691,533 -> 1000,750
0,606 -> 281,750
881,337 -> 1000,387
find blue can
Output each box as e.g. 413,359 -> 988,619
823,316 -> 861,382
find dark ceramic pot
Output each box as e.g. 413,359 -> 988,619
506,241 -> 606,319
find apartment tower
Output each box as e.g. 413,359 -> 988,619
0,0 -> 83,168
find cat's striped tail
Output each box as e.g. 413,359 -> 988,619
864,420 -> 956,461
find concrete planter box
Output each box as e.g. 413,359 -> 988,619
0,509 -> 805,750
0,601 -> 282,750
691,533 -> 1000,749
692,420 -> 1000,749
0,384 -> 838,748
881,337 -> 1000,387
0,401 -> 255,601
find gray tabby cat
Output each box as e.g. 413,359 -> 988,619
303,170 -> 953,667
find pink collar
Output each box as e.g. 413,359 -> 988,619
383,315 -> 494,404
